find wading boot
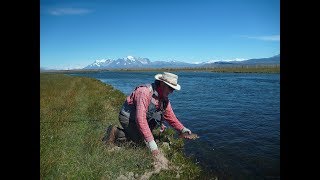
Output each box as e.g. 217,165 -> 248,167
102,125 -> 118,144
115,127 -> 127,144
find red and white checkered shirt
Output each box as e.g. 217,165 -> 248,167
126,85 -> 184,142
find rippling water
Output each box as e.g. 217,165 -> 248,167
68,71 -> 280,179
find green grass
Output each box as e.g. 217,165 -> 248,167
40,73 -> 215,179
206,65 -> 280,73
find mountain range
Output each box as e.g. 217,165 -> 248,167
83,54 -> 280,69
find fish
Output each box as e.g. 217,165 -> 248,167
179,132 -> 199,140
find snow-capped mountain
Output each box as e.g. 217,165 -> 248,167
84,56 -> 151,69
83,56 -> 197,69
83,54 -> 280,70
84,59 -> 113,69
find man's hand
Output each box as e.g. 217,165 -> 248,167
152,150 -> 169,170
180,127 -> 199,140
152,149 -> 160,156
147,140 -> 169,170
146,139 -> 158,152
181,127 -> 191,134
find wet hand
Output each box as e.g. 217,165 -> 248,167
181,127 -> 191,134
180,127 -> 199,140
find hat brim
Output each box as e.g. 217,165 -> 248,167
155,74 -> 181,91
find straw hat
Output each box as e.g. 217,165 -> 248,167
154,72 -> 181,90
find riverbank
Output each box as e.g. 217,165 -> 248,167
41,65 -> 280,74
40,73 -> 215,179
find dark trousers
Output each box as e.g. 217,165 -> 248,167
118,112 -> 144,144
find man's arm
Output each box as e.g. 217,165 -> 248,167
134,87 -> 154,142
134,87 -> 160,154
163,101 -> 185,131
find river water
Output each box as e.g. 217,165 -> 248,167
68,71 -> 280,179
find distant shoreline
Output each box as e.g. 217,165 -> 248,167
41,65 -> 280,74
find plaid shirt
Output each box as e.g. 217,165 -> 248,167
126,85 -> 184,142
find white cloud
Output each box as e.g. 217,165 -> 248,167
223,58 -> 247,62
242,35 -> 280,41
43,64 -> 86,70
206,58 -> 247,63
48,8 -> 92,16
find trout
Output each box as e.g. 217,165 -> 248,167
179,132 -> 199,140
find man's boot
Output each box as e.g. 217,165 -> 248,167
115,127 -> 127,144
102,125 -> 118,144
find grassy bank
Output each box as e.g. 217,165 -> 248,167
115,65 -> 280,73
40,73 -> 214,179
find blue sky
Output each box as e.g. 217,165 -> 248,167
40,0 -> 280,70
